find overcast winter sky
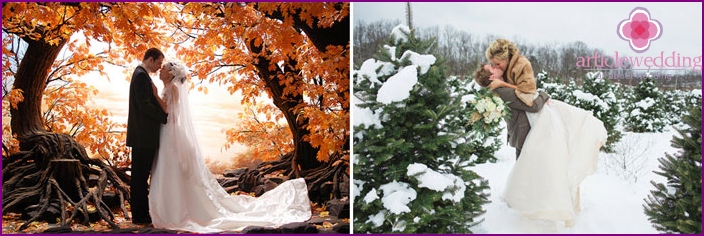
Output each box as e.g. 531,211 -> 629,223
353,2 -> 702,69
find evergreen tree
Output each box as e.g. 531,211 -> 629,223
574,72 -> 623,152
536,71 -> 577,103
353,25 -> 490,233
624,75 -> 667,132
643,99 -> 702,234
537,71 -> 623,151
538,71 -> 627,152
661,89 -> 703,126
614,80 -> 636,124
535,70 -> 559,91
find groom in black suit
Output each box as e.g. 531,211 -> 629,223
126,48 -> 168,225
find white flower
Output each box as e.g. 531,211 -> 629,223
490,108 -> 504,123
483,111 -> 492,123
485,99 -> 496,111
469,90 -> 508,129
475,100 -> 487,113
492,96 -> 503,104
493,110 -> 502,121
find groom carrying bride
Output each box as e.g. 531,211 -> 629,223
473,39 -> 607,227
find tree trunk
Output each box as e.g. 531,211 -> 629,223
233,4 -> 349,203
248,41 -> 322,175
248,4 -> 350,174
4,32 -> 129,229
10,36 -> 67,139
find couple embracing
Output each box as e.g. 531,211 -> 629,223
125,48 -> 311,233
473,39 -> 608,227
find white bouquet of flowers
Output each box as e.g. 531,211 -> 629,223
468,89 -> 510,132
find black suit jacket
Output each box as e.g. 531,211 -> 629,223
126,66 -> 168,149
492,87 -> 549,150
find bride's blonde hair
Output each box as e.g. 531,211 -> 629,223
485,38 -> 518,61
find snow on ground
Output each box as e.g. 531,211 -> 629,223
468,127 -> 678,234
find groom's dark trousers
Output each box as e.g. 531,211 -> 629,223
130,147 -> 157,223
126,65 -> 168,223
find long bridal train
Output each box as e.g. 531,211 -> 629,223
503,100 -> 607,226
148,66 -> 311,233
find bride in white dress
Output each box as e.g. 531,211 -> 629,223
503,98 -> 607,227
148,62 -> 312,233
481,64 -> 608,227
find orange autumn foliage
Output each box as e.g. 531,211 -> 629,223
171,2 -> 350,163
223,102 -> 293,162
2,2 -> 172,64
3,2 -> 349,168
41,79 -> 130,167
2,2 -> 173,165
2,89 -> 23,155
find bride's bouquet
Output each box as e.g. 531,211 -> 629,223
468,89 -> 510,133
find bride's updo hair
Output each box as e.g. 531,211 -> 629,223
165,62 -> 188,84
485,38 -> 518,61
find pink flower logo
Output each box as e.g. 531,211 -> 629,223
617,7 -> 662,53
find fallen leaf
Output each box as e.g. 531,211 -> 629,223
322,221 -> 334,228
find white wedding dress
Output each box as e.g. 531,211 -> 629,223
148,79 -> 312,233
503,99 -> 607,224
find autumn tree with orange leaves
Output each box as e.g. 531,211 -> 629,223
168,2 -> 350,202
2,2 -> 173,230
2,2 -> 349,229
223,102 -> 294,163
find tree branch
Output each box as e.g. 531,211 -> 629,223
253,3 -> 349,52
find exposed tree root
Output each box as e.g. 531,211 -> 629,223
2,133 -> 130,230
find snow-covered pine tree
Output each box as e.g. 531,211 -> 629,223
661,89 -> 703,126
624,75 -> 667,132
536,71 -> 577,103
614,80 -> 636,123
535,70 -> 559,90
353,25 -> 490,233
643,98 -> 702,234
537,71 -> 621,151
575,72 -> 623,152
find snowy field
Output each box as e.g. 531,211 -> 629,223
468,126 -> 678,234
